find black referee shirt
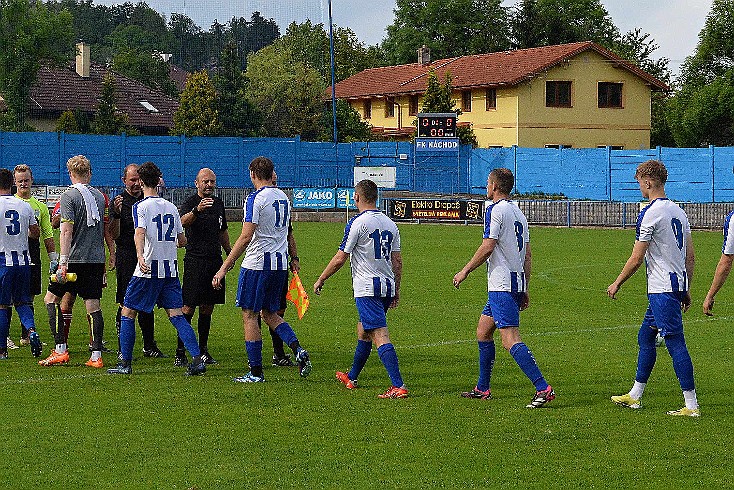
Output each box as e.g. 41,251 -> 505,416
179,193 -> 228,259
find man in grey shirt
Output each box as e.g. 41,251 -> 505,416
40,155 -> 108,369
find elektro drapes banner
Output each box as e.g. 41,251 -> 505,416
387,199 -> 485,222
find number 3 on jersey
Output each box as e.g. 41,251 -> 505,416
4,210 -> 21,235
369,229 -> 393,260
514,221 -> 524,252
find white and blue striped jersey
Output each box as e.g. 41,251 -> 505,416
483,199 -> 529,293
132,196 -> 183,279
340,209 -> 401,298
636,198 -> 690,293
241,186 -> 291,271
0,195 -> 37,266
722,209 -> 734,255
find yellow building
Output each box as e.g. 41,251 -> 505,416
332,42 -> 668,149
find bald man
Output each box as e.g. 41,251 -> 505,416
177,168 -> 232,366
109,163 -> 166,358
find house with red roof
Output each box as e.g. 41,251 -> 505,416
332,41 -> 668,149
22,43 -> 180,135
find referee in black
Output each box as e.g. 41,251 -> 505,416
109,163 -> 166,358
177,167 -> 231,366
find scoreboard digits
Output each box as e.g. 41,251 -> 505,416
417,113 -> 457,138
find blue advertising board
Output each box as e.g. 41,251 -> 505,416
292,188 -> 335,209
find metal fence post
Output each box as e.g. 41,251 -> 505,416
567,200 -> 571,227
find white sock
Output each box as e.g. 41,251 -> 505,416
90,350 -> 101,362
55,343 -> 68,353
629,381 -> 646,400
683,389 -> 698,410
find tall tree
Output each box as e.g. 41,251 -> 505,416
0,0 -> 74,130
320,100 -> 373,143
245,44 -> 325,141
92,72 -> 129,134
112,49 -> 177,97
667,0 -> 734,147
420,70 -> 478,146
171,70 -> 222,136
382,0 -> 510,65
214,41 -> 261,136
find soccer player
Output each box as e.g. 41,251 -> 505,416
12,164 -> 57,347
107,161 -> 205,376
109,164 -> 166,359
41,155 -> 108,368
313,179 -> 408,399
177,167 -> 232,366
212,156 -> 311,383
607,160 -> 699,416
453,168 -> 555,408
703,208 -> 734,316
0,168 -> 44,359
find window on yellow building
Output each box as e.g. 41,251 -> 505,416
546,81 -> 572,107
409,95 -> 419,116
385,97 -> 395,118
363,99 -> 371,119
485,88 -> 496,110
598,82 -> 623,108
462,90 -> 472,112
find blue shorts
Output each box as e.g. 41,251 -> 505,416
355,296 -> 392,330
481,291 -> 522,328
235,268 -> 288,313
0,265 -> 32,305
642,292 -> 685,337
123,276 -> 184,313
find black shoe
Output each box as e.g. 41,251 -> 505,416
89,341 -> 112,353
272,354 -> 296,367
201,350 -> 218,365
295,348 -> 312,378
173,350 -> 188,367
107,363 -> 132,375
143,343 -> 168,358
185,361 -> 206,376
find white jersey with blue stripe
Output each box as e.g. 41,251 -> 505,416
0,195 -> 37,266
636,198 -> 690,293
340,209 -> 401,298
722,209 -> 734,255
241,186 -> 290,271
483,199 -> 529,293
132,196 -> 184,279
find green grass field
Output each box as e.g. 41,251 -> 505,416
3,222 -> 733,488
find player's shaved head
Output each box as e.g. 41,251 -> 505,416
355,179 -> 378,204
196,167 -> 216,181
635,160 -> 667,185
489,168 -> 514,194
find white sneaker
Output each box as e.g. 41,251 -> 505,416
6,337 -> 19,350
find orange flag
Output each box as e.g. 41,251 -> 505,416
286,272 -> 310,319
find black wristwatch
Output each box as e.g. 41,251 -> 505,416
290,255 -> 299,262
192,207 -> 200,216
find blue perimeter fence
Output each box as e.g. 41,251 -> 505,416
2,132 -> 734,203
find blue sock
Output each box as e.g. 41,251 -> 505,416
509,342 -> 548,391
0,309 -> 10,350
377,343 -> 403,388
15,304 -> 36,331
120,315 -> 136,361
635,326 -> 657,383
273,322 -> 298,348
245,340 -> 263,368
664,333 -> 695,391
477,341 -> 495,392
348,339 -> 372,380
170,315 -> 200,357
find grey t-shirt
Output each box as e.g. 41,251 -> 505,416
59,185 -> 107,264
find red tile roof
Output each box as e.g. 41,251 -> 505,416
28,62 -> 179,132
333,41 -> 669,99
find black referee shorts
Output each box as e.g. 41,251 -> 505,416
47,263 -> 105,300
115,249 -> 137,304
182,255 -> 226,307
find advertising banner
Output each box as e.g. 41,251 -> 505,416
292,188 -> 335,209
388,198 -> 485,222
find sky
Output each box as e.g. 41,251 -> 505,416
96,0 -> 713,77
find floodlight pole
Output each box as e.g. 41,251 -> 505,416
328,0 -> 337,145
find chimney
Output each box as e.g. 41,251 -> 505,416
76,42 -> 90,78
418,45 -> 431,65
